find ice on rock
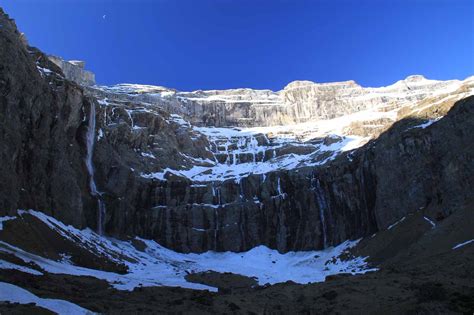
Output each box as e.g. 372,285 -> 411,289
141,113 -> 371,183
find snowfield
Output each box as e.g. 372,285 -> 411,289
0,282 -> 94,314
141,115 -> 373,182
0,210 -> 376,293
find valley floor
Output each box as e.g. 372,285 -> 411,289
0,204 -> 473,314
0,246 -> 472,314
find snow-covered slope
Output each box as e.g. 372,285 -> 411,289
125,76 -> 473,182
0,282 -> 93,314
0,210 -> 375,292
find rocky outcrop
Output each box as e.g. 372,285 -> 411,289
0,10 -> 92,226
88,75 -> 471,127
95,96 -> 472,253
49,55 -> 96,86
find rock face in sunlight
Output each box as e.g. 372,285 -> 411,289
0,7 -> 473,256
89,74 -> 471,128
48,55 -> 96,86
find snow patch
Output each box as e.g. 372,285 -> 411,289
452,239 -> 474,250
141,152 -> 156,159
387,216 -> 406,230
423,216 -> 436,229
1,210 -> 377,292
408,117 -> 441,130
0,216 -> 15,230
0,259 -> 43,276
0,282 -> 94,314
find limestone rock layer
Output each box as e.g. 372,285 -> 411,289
1,8 -> 473,253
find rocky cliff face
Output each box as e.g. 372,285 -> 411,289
89,74 -> 470,128
48,55 -> 96,86
93,95 -> 474,253
1,8 -> 473,254
85,70 -> 473,252
0,11 -> 92,227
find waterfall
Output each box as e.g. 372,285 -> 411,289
211,184 -> 216,197
313,177 -> 328,248
213,183 -> 221,250
212,184 -> 222,205
250,136 -> 258,163
214,207 -> 219,251
217,187 -> 222,205
85,102 -> 106,235
277,177 -> 283,195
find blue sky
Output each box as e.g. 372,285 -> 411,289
2,0 -> 473,90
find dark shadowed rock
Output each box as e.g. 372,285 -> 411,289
0,7 -> 473,255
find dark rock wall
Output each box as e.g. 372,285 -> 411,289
1,8 -> 472,254
0,10 -> 93,227
99,97 -> 473,253
371,99 -> 474,225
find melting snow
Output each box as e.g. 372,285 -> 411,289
452,239 -> 474,250
423,216 -> 436,229
97,128 -> 104,141
0,216 -> 15,230
0,282 -> 94,314
141,152 -> 156,159
36,66 -> 52,76
141,130 -> 365,183
408,117 -> 441,130
0,211 -> 376,292
387,216 -> 406,230
0,259 -> 43,276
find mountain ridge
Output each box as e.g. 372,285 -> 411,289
0,7 -> 473,313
